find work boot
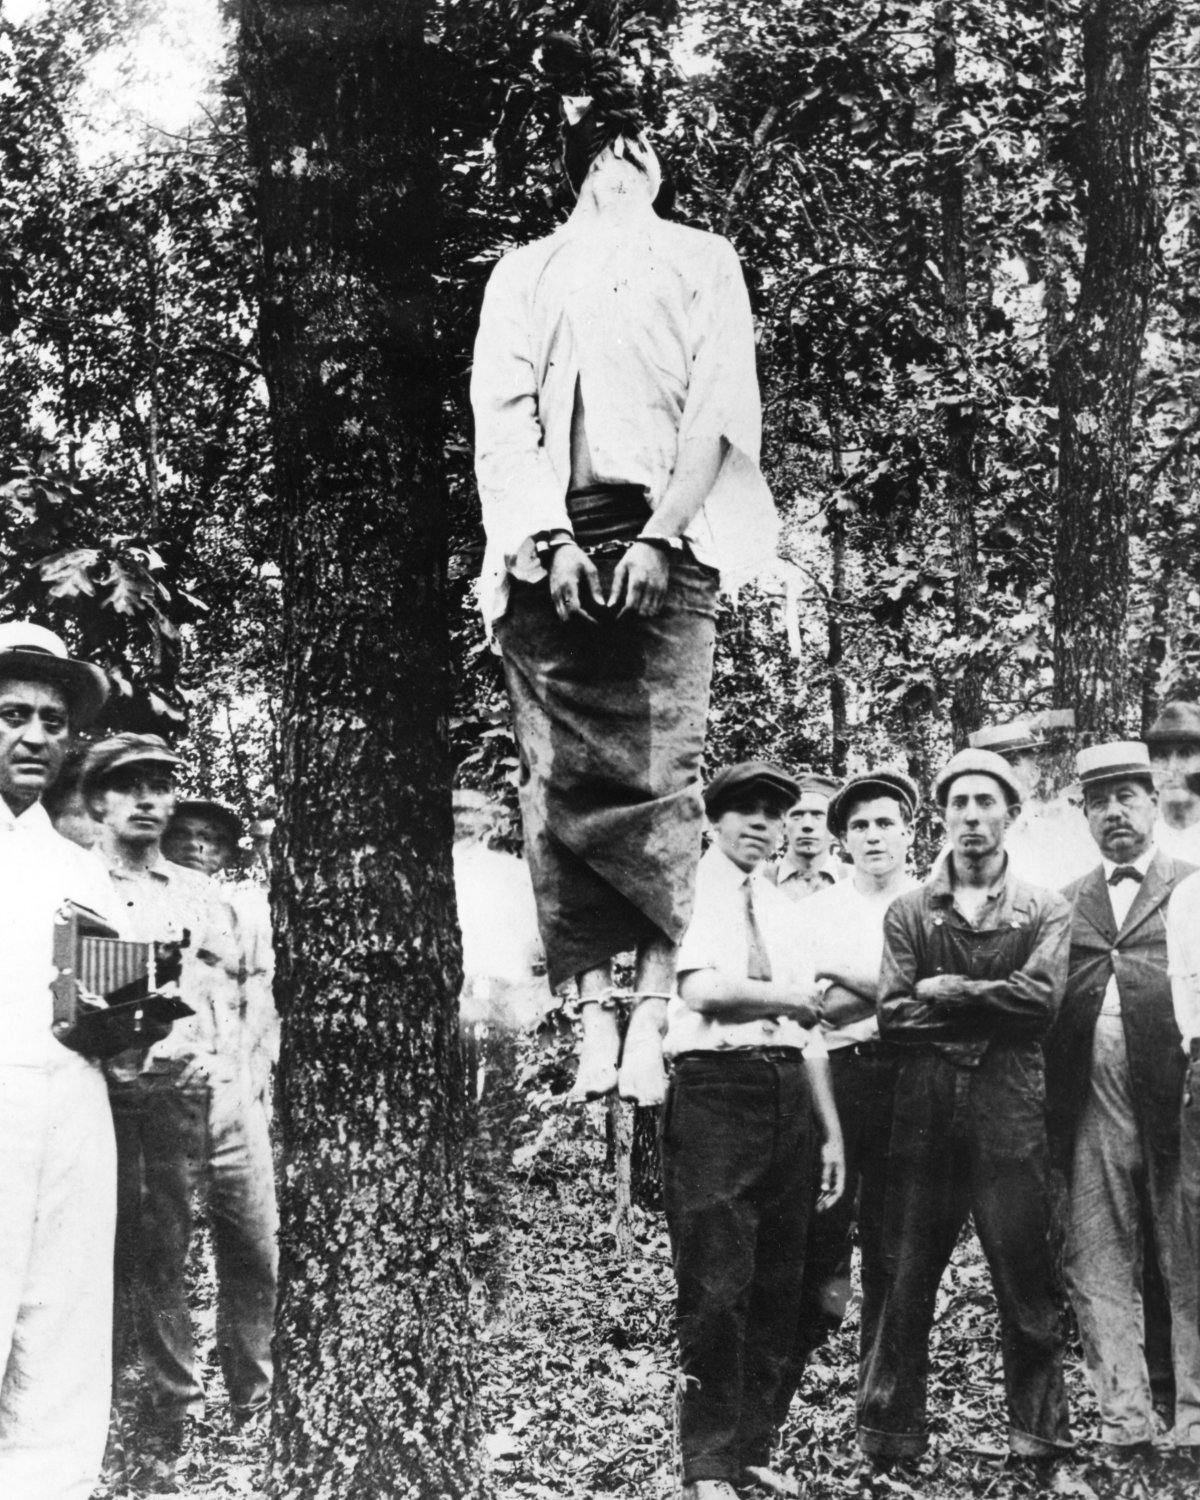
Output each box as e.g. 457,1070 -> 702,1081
682,1483 -> 741,1500
570,995 -> 620,1099
617,994 -> 668,1105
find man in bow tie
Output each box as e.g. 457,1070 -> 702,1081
1046,741 -> 1200,1460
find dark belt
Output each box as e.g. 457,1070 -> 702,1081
671,1046 -> 806,1067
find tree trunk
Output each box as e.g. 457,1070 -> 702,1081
1052,0 -> 1171,738
238,4 -> 482,1496
933,2 -> 985,745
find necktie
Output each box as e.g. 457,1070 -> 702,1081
1108,865 -> 1143,885
743,878 -> 773,982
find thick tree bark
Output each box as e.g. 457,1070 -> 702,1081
238,4 -> 482,1496
933,3 -> 985,744
1052,0 -> 1172,737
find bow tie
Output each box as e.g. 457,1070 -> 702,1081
1108,865 -> 1143,886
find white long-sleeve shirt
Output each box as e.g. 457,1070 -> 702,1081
470,210 -> 778,622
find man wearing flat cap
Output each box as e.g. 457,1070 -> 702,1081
0,622 -> 119,1498
785,771 -> 920,1404
968,716 -> 1093,888
859,747 -> 1073,1467
1045,742 -> 1200,1459
164,799 -> 279,1112
661,762 -> 844,1500
84,739 -> 277,1465
763,772 -> 845,900
1147,702 -> 1200,864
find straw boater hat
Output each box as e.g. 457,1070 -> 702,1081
1074,741 -> 1155,791
968,720 -> 1044,755
933,748 -> 1024,810
827,770 -> 920,840
0,621 -> 109,727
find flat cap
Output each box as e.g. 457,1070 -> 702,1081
0,621 -> 109,727
796,772 -> 840,801
1075,741 -> 1154,789
1147,701 -> 1200,746
934,748 -> 1023,809
169,798 -> 244,845
827,770 -> 921,839
81,733 -> 181,794
704,761 -> 800,818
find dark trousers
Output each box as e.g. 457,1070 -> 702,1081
661,1050 -> 817,1484
857,1045 -> 1072,1459
793,1045 -> 896,1383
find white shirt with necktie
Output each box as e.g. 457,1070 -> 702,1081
1097,846 -> 1157,1016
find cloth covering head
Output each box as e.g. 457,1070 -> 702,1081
81,733 -> 181,795
934,748 -> 1023,810
1075,741 -> 1155,793
1146,701 -> 1200,746
827,770 -> 921,839
170,798 -> 244,846
537,32 -> 659,198
704,762 -> 800,820
0,621 -> 109,727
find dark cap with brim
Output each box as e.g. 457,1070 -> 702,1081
0,622 -> 109,728
828,770 -> 921,839
797,772 -> 840,802
169,799 -> 244,846
704,762 -> 801,818
934,748 -> 1023,809
1147,701 -> 1200,747
81,733 -> 181,795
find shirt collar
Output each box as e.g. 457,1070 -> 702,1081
777,854 -> 834,885
1100,845 -> 1156,881
705,842 -> 763,888
0,798 -> 53,835
104,850 -> 174,884
930,851 -> 1010,905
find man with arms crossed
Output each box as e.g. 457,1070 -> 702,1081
0,622 -> 116,1499
789,771 -> 920,1397
661,762 -> 843,1500
858,748 -> 1073,1468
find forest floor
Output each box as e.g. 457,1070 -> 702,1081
94,1028 -> 1200,1499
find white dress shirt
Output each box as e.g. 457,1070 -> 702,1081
666,843 -> 825,1057
1097,846 -> 1157,1017
0,799 -> 117,1068
471,208 -> 777,622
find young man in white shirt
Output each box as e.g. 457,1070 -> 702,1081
661,762 -> 843,1500
789,771 -> 920,1400
1147,702 -> 1200,864
1167,862 -> 1200,1405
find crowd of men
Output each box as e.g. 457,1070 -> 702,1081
662,717 -> 1200,1500
0,623 -> 277,1499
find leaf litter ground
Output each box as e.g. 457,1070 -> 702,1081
90,1030 -> 1200,1500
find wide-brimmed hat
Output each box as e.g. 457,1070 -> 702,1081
0,621 -> 109,727
828,770 -> 921,839
1146,702 -> 1200,747
81,733 -> 181,795
934,748 -> 1023,809
704,762 -> 800,818
1075,741 -> 1155,791
168,798 -> 244,846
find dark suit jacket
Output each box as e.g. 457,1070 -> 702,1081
1046,850 -> 1196,1170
